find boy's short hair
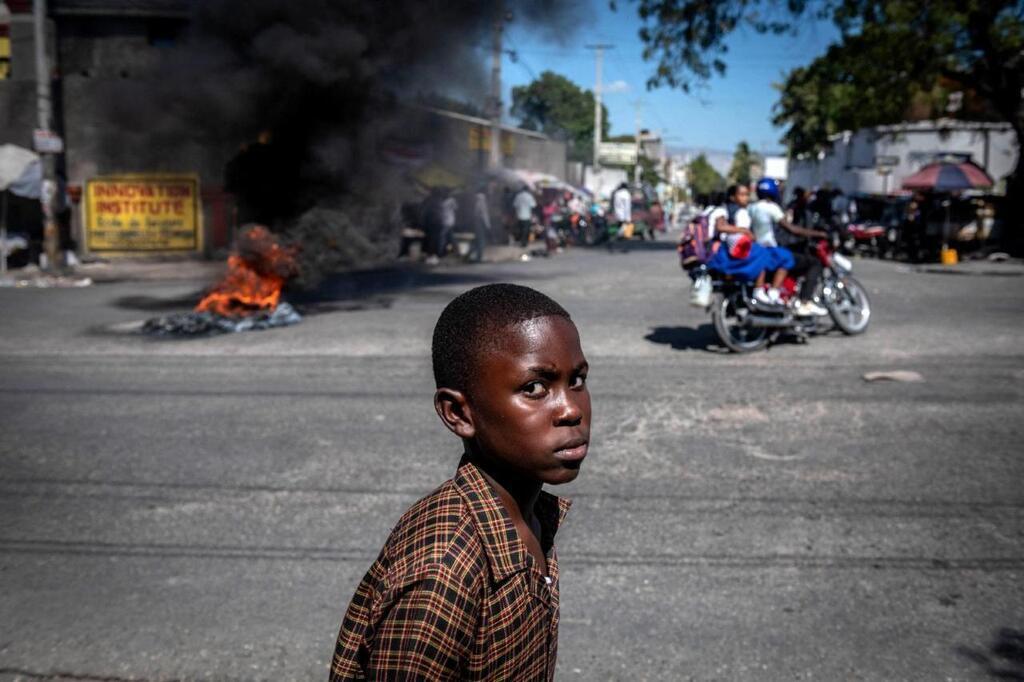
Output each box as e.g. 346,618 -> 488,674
432,283 -> 570,392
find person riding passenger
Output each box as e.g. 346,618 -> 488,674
706,184 -> 793,289
748,178 -> 830,316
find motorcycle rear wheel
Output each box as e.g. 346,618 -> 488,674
825,275 -> 871,335
711,294 -> 771,353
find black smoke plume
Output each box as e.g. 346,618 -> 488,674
113,0 -> 582,280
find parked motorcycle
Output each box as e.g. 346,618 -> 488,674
688,241 -> 871,353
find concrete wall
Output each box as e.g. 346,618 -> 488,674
788,121 -> 1018,197
0,15 -> 54,147
422,108 -> 567,180
57,16 -> 232,187
0,12 -> 235,253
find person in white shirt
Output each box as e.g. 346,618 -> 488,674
512,186 -> 536,246
612,183 -> 632,224
718,185 -> 754,248
750,178 -> 830,316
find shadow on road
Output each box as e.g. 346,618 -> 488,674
290,265 -> 550,304
111,264 -> 553,314
956,627 -> 1024,680
644,324 -> 723,352
599,240 -> 678,254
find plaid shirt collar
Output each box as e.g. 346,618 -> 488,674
453,459 -> 571,583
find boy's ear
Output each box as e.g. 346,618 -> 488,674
434,388 -> 476,439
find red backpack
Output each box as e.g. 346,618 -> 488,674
678,212 -> 718,269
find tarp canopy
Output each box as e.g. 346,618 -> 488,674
412,164 -> 465,191
0,144 -> 42,199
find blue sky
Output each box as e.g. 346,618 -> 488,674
499,2 -> 840,155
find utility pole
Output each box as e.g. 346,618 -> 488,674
488,3 -> 504,169
632,98 -> 643,184
585,44 -> 613,172
33,0 -> 59,271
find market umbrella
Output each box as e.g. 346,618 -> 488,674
902,160 -> 994,192
412,163 -> 465,191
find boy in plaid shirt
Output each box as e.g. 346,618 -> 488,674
330,283 -> 591,681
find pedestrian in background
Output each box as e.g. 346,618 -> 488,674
513,185 -> 536,247
426,188 -> 458,265
467,183 -> 491,263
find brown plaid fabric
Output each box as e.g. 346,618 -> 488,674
329,460 -> 571,681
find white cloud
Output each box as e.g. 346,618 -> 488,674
603,80 -> 630,94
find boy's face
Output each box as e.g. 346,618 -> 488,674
466,315 -> 591,485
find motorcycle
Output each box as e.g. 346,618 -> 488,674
688,241 -> 871,353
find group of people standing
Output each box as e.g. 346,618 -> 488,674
399,178 -> 668,265
400,184 -> 494,265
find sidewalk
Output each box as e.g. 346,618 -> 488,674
912,256 -> 1024,277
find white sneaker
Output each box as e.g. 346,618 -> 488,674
794,300 -> 828,316
424,255 -> 440,266
753,287 -> 782,306
753,288 -> 775,305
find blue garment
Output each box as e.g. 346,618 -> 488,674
765,245 -> 795,271
707,241 -> 794,281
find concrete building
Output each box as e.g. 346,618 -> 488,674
420,108 -> 567,182
787,120 -> 1017,197
639,129 -> 664,164
0,2 -> 567,257
0,0 -> 237,254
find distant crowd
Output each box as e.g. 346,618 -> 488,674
398,180 -> 669,264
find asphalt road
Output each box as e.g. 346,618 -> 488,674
1,243 -> 1023,681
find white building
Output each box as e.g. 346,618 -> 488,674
763,156 -> 789,180
787,120 -> 1017,197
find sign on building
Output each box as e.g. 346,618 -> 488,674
84,174 -> 201,253
598,142 -> 637,166
32,129 -> 64,154
468,126 -> 515,155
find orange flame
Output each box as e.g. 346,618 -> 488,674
195,226 -> 298,317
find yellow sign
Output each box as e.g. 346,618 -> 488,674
468,126 -> 515,155
0,30 -> 10,80
85,175 -> 201,252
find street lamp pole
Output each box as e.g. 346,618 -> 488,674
33,0 -> 60,271
488,3 -> 504,169
585,44 -> 613,172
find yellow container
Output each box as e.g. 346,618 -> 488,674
941,246 -> 959,265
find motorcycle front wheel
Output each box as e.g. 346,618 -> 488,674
825,274 -> 871,335
711,293 -> 771,353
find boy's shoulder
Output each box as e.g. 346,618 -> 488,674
377,466 -> 487,583
374,461 -> 570,589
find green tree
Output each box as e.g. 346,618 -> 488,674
770,25 -> 995,156
727,141 -> 760,185
511,71 -> 610,163
631,0 -> 1024,216
687,154 -> 725,197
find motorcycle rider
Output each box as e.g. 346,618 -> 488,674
720,184 -> 753,250
706,184 -> 793,285
749,178 -> 829,316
